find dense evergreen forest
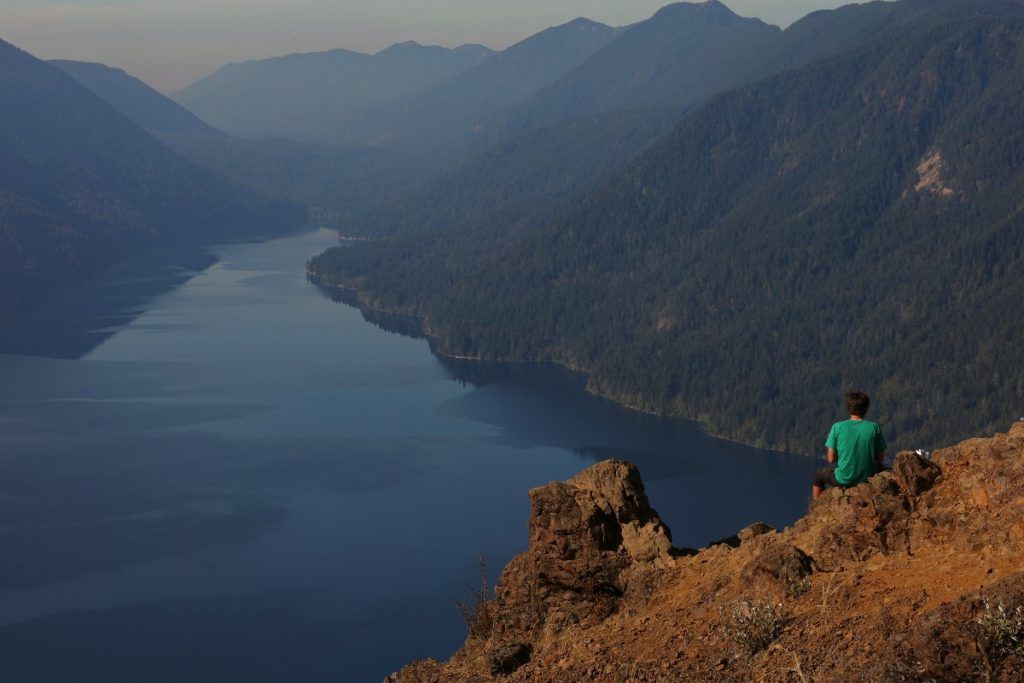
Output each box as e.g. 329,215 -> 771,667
310,0 -> 1024,454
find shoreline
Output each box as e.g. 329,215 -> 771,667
307,267 -> 794,456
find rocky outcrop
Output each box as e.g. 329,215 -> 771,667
395,422 -> 1024,682
487,460 -> 673,639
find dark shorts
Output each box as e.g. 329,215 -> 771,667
813,463 -> 884,489
813,466 -> 843,489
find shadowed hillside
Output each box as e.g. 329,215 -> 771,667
0,39 -> 301,322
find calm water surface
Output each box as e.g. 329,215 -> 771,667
0,229 -> 815,682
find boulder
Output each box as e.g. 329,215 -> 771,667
741,542 -> 813,589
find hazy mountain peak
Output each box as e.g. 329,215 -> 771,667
652,0 -> 766,26
453,43 -> 493,53
514,15 -> 615,48
376,40 -> 494,60
376,40 -> 423,55
174,36 -> 493,141
562,17 -> 611,30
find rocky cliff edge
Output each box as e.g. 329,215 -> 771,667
391,422 -> 1024,682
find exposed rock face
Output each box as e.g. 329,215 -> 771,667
396,422 -> 1024,683
488,460 -> 673,638
891,449 -> 942,496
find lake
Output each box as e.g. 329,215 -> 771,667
0,229 -> 815,682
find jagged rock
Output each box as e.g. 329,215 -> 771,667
738,522 -> 775,544
892,450 -> 942,496
803,473 -> 914,570
798,454 -> 944,571
710,522 -> 775,549
488,643 -> 531,676
394,424 -> 1024,683
487,460 -> 673,637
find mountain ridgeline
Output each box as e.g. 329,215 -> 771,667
51,60 -> 226,142
0,39 -> 301,322
337,18 -> 622,153
309,0 -> 1024,454
174,42 -> 495,144
52,54 -> 453,240
334,1 -> 908,237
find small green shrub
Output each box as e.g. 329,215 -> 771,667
976,599 -> 1024,664
727,599 -> 789,655
786,575 -> 812,599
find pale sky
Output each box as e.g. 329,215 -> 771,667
0,0 -> 853,93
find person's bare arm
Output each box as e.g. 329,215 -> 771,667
827,447 -> 837,464
876,451 -> 886,467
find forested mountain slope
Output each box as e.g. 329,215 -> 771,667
474,1 -> 901,144
174,42 -> 493,143
345,108 -> 679,236
343,2 -> 907,237
0,39 -> 299,322
490,1 -> 780,134
310,0 -> 1024,454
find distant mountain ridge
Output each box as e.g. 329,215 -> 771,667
174,41 -> 494,142
342,17 -> 621,150
52,57 -> 444,232
492,1 -> 781,133
338,0 -> 904,237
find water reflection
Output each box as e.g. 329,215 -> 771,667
1,248 -> 216,359
315,280 -> 817,548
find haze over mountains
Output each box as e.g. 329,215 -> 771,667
4,0 -> 1023,457
0,39 -> 300,322
175,42 -> 495,143
51,60 -> 226,142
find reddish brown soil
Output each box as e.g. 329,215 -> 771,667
392,422 -> 1024,682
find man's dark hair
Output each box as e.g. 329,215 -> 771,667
846,391 -> 870,417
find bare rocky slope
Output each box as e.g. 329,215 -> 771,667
391,422 -> 1024,682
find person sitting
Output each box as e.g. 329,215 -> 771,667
812,391 -> 887,500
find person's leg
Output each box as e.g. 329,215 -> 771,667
812,466 -> 835,500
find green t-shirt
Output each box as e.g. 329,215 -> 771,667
825,419 -> 887,486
